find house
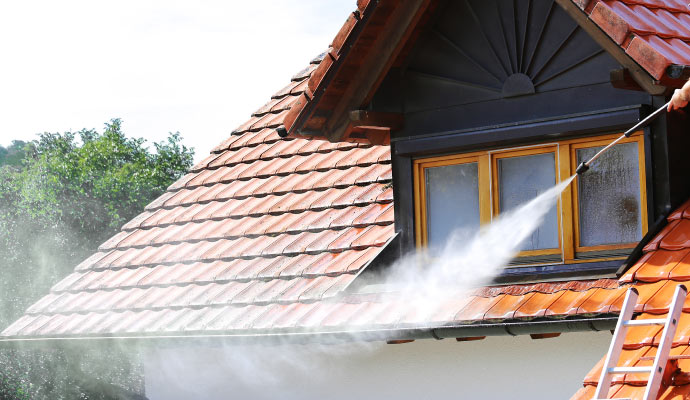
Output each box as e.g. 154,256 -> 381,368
4,0 -> 690,398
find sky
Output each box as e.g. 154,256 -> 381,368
0,0 -> 353,161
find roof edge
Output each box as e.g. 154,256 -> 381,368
285,0 -> 430,142
555,0 -> 668,95
0,317 -> 618,348
282,0 -> 378,139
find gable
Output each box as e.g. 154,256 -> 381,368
372,0 -> 651,140
560,0 -> 690,85
286,0 -> 690,142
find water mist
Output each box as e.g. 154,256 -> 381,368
144,175 -> 580,397
382,175 -> 577,321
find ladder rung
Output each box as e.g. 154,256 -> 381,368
607,366 -> 654,374
623,319 -> 667,326
639,354 -> 690,361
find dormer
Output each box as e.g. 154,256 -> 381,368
282,0 -> 690,282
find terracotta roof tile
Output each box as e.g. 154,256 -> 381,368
271,80 -> 303,100
259,139 -> 305,160
623,316 -> 663,350
576,287 -> 626,315
296,303 -> 343,329
321,302 -> 370,327
329,206 -> 370,230
574,0 -> 690,80
669,252 -> 690,281
268,191 -> 312,214
309,274 -> 357,301
514,291 -> 566,319
302,253 -> 344,277
632,249 -> 690,282
353,203 -> 388,228
298,139 -> 329,154
645,220 -> 681,253
352,183 -> 387,205
453,296 -> 503,322
351,223 -> 393,249
309,187 -> 349,211
375,186 -> 394,202
660,219 -> 690,250
267,212 -> 307,235
484,293 -> 536,321
272,303 -> 317,330
640,281 -> 687,313
195,200 -> 233,221
330,185 -> 374,209
269,254 -> 317,278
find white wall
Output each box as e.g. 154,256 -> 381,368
144,331 -> 611,400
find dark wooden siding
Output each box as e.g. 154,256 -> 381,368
371,0 -> 651,141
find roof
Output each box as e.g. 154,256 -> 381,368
1,53 -> 397,339
4,9 -> 690,400
0,46 -> 631,338
4,0 -> 689,342
571,199 -> 690,398
564,0 -> 690,81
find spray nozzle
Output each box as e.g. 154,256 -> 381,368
576,162 -> 589,175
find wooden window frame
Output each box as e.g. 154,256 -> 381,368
568,134 -> 648,257
491,145 -> 562,259
413,132 -> 647,265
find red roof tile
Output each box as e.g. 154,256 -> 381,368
569,0 -> 690,80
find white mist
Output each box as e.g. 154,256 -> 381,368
142,175 -> 580,400
382,175 -> 576,321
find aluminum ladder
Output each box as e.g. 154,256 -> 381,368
593,284 -> 687,400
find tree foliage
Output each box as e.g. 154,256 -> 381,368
0,140 -> 28,168
0,120 -> 194,399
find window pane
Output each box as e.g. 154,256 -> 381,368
576,142 -> 641,247
425,162 -> 480,250
498,153 -> 558,251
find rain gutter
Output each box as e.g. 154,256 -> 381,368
0,317 -> 618,349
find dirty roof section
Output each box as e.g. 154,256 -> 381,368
570,0 -> 690,80
0,0 -> 658,341
571,199 -> 690,399
1,52 -> 397,339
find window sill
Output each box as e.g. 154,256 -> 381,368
493,259 -> 622,285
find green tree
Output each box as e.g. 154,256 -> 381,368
0,119 -> 194,399
0,140 -> 28,167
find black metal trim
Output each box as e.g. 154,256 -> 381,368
493,260 -> 622,284
616,214 -> 669,277
394,106 -> 642,156
667,64 -> 690,81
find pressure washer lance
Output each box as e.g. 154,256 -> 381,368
575,101 -> 672,175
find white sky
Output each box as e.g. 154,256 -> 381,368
0,0 -> 353,161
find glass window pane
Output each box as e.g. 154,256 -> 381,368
498,152 -> 558,251
576,142 -> 641,247
425,162 -> 480,250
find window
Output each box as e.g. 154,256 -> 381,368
413,133 -> 647,264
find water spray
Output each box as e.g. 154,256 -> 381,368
575,101 -> 671,175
